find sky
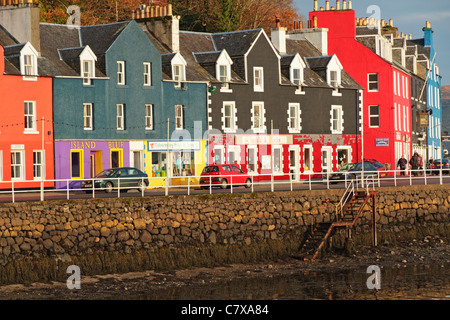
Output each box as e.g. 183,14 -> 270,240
293,0 -> 450,85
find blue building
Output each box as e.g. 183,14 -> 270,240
40,20 -> 165,187
411,21 -> 443,160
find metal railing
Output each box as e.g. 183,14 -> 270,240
0,166 -> 448,203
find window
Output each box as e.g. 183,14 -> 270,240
175,105 -> 184,130
272,146 -> 282,174
172,151 -> 195,176
369,105 -> 380,128
247,147 -> 257,174
219,65 -> 229,83
145,104 -> 154,130
117,104 -> 125,131
223,102 -> 236,132
292,68 -> 302,86
368,73 -> 379,92
330,70 -> 338,88
24,101 -> 36,131
83,103 -> 93,130
111,149 -> 123,168
71,150 -> 83,179
253,67 -> 264,92
117,61 -> 125,85
228,146 -> 240,166
33,150 -> 44,180
303,146 -> 313,172
24,55 -> 34,76
144,62 -> 152,86
11,151 -> 25,180
252,102 -> 265,132
288,103 -> 301,133
173,64 -> 185,85
331,105 -> 343,133
82,60 -> 94,85
213,146 -> 224,165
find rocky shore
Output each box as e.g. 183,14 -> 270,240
0,235 -> 448,300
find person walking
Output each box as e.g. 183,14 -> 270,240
397,155 -> 407,176
409,152 -> 419,176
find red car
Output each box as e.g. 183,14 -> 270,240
200,164 -> 252,189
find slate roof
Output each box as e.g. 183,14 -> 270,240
39,21 -> 131,77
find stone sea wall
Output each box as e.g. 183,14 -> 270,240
0,185 -> 449,284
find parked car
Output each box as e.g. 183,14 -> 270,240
329,162 -> 381,183
81,167 -> 149,193
200,164 -> 252,189
363,159 -> 387,176
427,159 -> 450,175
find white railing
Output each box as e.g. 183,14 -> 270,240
0,166 -> 448,203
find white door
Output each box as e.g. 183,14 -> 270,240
321,147 -> 332,176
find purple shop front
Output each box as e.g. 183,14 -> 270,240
55,140 -> 130,189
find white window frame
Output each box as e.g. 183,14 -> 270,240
331,105 -> 344,134
145,104 -> 154,130
253,67 -> 264,92
368,73 -> 379,92
288,103 -> 301,133
175,105 -> 184,130
20,43 -> 38,80
369,105 -> 380,128
272,145 -> 283,174
213,145 -> 225,165
251,102 -> 266,133
222,101 -> 237,133
33,150 -> 44,180
303,145 -> 313,173
117,104 -> 125,131
11,150 -> 25,181
83,103 -> 93,130
24,101 -> 37,133
117,61 -> 126,85
143,62 -> 152,86
82,60 -> 94,85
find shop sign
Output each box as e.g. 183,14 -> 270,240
418,112 -> 429,128
235,135 -> 293,145
375,138 -> 389,147
147,140 -> 201,151
11,144 -> 25,150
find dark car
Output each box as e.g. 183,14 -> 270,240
81,167 -> 149,193
363,159 -> 387,176
329,162 -> 380,183
200,164 -> 252,189
427,159 -> 450,175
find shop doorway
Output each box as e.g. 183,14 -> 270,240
289,145 -> 300,181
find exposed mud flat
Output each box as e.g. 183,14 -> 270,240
0,236 -> 448,300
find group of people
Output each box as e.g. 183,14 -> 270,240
397,153 -> 431,176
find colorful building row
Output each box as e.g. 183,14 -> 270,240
0,1 -> 443,190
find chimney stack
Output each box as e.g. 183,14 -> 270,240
271,15 -> 287,54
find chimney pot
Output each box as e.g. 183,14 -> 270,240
314,0 -> 318,11
348,1 -> 352,9
343,0 -> 347,10
426,21 -> 431,29
331,6 -> 335,10
326,0 -> 330,10
389,19 -> 393,26
320,6 -> 324,11
336,0 -> 340,10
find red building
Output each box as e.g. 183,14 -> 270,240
307,0 -> 412,170
0,30 -> 54,189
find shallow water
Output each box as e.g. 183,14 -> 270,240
136,263 -> 450,300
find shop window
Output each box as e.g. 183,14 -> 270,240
172,151 -> 195,176
70,150 -> 83,179
272,146 -> 282,174
152,152 -> 168,177
11,151 -> 25,180
247,147 -> 257,174
214,147 -> 224,165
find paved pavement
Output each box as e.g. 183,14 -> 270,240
1,173 -> 449,203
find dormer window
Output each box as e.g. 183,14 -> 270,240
216,50 -> 233,92
20,42 -> 38,80
171,53 -> 187,88
330,70 -> 338,88
290,54 -> 306,93
326,55 -> 343,94
79,46 -> 97,86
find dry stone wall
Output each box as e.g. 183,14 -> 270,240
0,185 -> 449,284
